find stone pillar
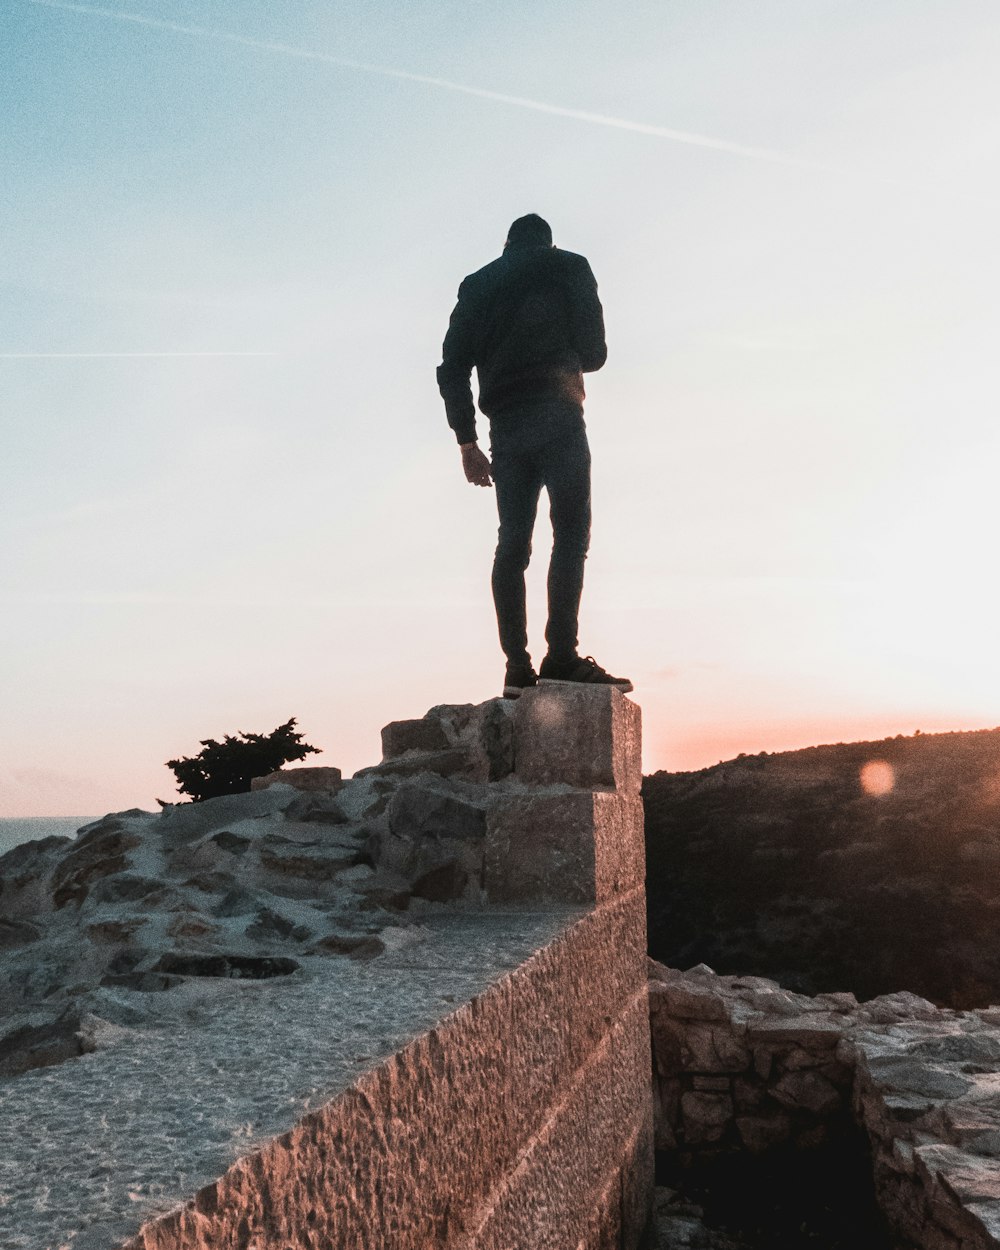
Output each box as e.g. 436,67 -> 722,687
485,685 -> 644,905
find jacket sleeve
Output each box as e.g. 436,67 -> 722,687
436,278 -> 480,444
569,258 -> 608,373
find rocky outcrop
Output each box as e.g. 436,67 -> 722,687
0,697 -> 535,1078
650,961 -> 1000,1249
1,685 -> 652,1250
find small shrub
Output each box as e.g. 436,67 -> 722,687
166,718 -> 320,803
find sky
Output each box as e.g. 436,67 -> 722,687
2,0 -> 1000,816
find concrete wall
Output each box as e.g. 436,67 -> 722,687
123,686 -> 653,1250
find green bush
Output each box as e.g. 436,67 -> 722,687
166,718 -> 320,803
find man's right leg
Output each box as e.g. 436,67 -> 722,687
491,447 -> 542,667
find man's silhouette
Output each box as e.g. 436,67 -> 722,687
437,213 -> 632,697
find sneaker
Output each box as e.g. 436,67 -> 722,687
538,654 -> 633,693
503,661 -> 538,699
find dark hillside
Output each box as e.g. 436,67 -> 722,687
643,727 -> 1000,1008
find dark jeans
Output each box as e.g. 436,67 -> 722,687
489,401 -> 591,666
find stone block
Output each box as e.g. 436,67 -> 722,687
250,766 -> 342,793
650,978 -> 731,1022
771,1070 -> 843,1115
680,1091 -> 733,1145
484,791 -> 643,904
512,684 -> 641,794
650,1013 -> 750,1075
746,1015 -> 844,1046
381,717 -> 449,758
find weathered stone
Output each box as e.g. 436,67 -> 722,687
736,1112 -> 794,1153
387,782 -> 487,844
739,986 -> 826,1017
770,1070 -> 843,1114
910,1031 -> 1000,1067
965,1200 -> 1000,1243
360,749 -> 471,780
243,907 -> 312,943
381,718 -> 450,759
512,684 -> 641,793
354,884 -> 411,912
410,859 -> 468,902
0,1008 -> 84,1078
100,970 -> 188,993
152,952 -> 300,979
746,1015 -> 843,1046
680,1090 -> 733,1144
284,792 -> 350,824
651,979 -> 732,1023
815,991 -> 859,1010
87,873 -> 170,905
0,917 -> 42,948
165,914 -> 219,941
158,786 -> 298,843
50,827 -> 143,909
76,1012 -> 134,1054
915,1144 -> 1000,1204
250,766 -> 343,792
0,835 -> 71,918
732,1075 -> 766,1112
311,934 -> 386,960
85,919 -> 145,944
868,1057 -> 974,1101
860,991 -> 943,1024
692,1075 -> 731,1091
485,791 -> 643,904
258,841 -> 359,880
651,1013 -> 750,1075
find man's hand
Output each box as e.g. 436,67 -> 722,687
460,442 -> 493,488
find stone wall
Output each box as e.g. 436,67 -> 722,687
649,961 -> 1000,1250
131,686 -> 652,1250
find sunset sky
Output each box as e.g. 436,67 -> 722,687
3,0 -> 999,816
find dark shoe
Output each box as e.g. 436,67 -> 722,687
503,661 -> 538,699
538,654 -> 633,693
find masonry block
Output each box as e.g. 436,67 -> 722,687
513,685 -> 641,794
485,791 -> 644,904
381,717 -> 450,759
249,766 -> 342,793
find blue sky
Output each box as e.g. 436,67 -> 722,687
2,0 -> 999,814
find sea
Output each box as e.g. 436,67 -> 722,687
0,818 -> 95,858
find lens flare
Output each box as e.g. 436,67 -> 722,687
860,760 -> 895,796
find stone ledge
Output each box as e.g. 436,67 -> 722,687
112,893 -> 650,1250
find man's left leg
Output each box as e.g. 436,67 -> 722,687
540,421 -> 591,664
537,418 -> 633,691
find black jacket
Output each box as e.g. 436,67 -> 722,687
437,243 -> 607,444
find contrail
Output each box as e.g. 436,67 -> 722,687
0,351 -> 277,358
26,0 -> 830,172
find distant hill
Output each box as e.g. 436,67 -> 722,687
643,726 -> 1000,1008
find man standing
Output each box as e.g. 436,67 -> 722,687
437,213 -> 632,698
